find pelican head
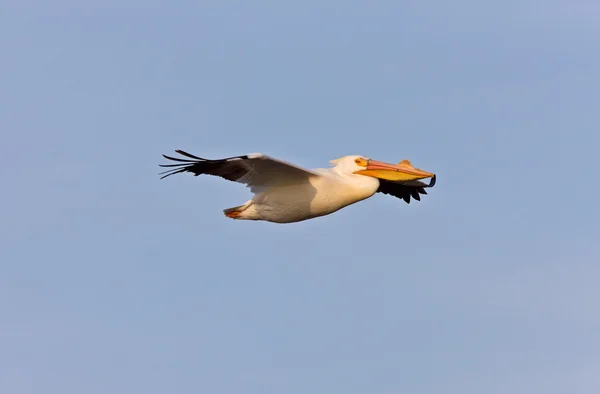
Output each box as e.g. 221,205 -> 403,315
331,155 -> 434,182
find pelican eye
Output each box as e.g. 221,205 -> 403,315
354,158 -> 367,167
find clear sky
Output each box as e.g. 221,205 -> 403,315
1,1 -> 599,393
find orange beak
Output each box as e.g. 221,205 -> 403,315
356,159 -> 435,182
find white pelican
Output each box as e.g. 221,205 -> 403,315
160,150 -> 436,223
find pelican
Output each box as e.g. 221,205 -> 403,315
159,150 -> 436,223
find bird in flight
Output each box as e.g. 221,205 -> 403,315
159,150 -> 436,224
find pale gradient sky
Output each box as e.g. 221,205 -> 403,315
1,1 -> 599,393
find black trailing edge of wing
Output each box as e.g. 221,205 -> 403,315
376,174 -> 437,204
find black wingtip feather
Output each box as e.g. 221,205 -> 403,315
162,154 -> 198,163
158,150 -> 253,180
175,150 -> 205,160
158,150 -> 206,179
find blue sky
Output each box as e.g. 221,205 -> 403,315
1,1 -> 599,393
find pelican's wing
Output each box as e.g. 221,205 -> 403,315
376,175 -> 437,204
159,150 -> 319,187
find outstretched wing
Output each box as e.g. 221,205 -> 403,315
376,175 -> 437,204
159,150 -> 319,187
